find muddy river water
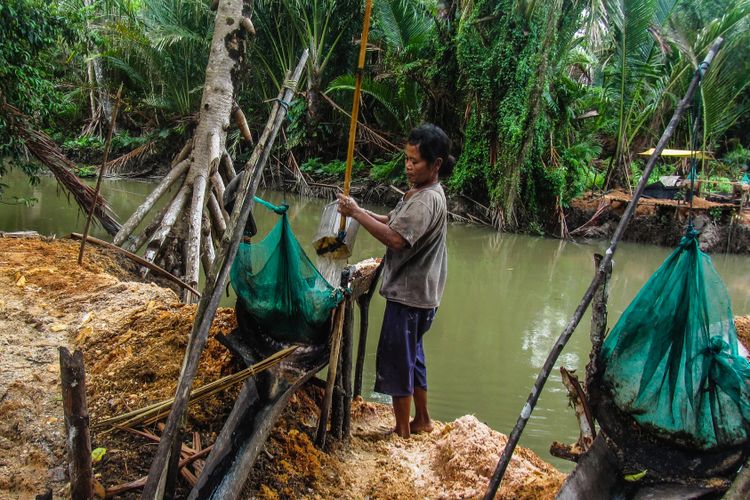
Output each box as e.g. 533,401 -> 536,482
3,171 -> 750,471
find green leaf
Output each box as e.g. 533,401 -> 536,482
624,469 -> 648,482
91,447 -> 107,464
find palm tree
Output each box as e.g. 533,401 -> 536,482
98,0 -> 214,120
253,0 -> 360,156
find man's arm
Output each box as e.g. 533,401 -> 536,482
362,209 -> 389,224
338,194 -> 407,250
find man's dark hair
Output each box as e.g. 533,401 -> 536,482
407,123 -> 455,179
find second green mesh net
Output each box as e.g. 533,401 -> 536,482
230,200 -> 342,345
601,231 -> 750,450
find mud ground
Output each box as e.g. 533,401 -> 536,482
0,236 -> 565,499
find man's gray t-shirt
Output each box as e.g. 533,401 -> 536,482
380,183 -> 447,309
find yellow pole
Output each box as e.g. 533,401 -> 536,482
339,0 -> 373,233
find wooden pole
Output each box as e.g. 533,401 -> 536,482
341,294 -> 354,440
483,36 -> 724,499
141,50 -> 308,500
354,262 -> 383,397
60,348 -> 93,500
78,84 -> 122,264
585,253 -> 612,405
316,285 -> 348,447
331,348 -> 345,440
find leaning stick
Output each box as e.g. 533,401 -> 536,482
69,233 -> 200,297
483,36 -> 724,498
78,84 -> 122,264
142,50 -> 309,497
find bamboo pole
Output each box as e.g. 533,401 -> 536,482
60,348 -> 93,500
338,0 -> 373,234
483,37 -> 724,499
95,346 -> 296,430
113,159 -> 189,246
78,85 -> 122,264
141,50 -> 309,499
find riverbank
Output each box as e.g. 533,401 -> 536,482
567,191 -> 750,254
264,177 -> 750,254
0,235 -> 564,498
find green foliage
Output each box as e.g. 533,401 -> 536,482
300,157 -> 366,178
558,140 -> 604,202
369,154 -> 406,183
454,0 -> 587,227
0,0 -> 86,198
63,134 -> 105,152
75,165 -> 97,178
722,145 -> 750,168
100,0 -> 214,118
705,175 -> 732,194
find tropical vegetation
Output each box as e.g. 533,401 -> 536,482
1,0 -> 749,232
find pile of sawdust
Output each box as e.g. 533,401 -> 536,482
736,316 -> 750,353
82,301 -> 238,428
431,416 -> 564,499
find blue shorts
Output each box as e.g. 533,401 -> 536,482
374,300 -> 436,397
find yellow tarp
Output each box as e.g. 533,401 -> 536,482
638,148 -> 713,160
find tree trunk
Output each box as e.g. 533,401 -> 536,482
120,0 -> 252,305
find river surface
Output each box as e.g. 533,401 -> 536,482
3,170 -> 750,471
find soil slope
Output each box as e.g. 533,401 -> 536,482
0,235 -> 564,499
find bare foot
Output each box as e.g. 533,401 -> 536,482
409,419 -> 434,434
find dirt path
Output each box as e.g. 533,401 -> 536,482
0,236 -> 565,498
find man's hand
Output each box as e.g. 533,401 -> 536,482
337,193 -> 361,217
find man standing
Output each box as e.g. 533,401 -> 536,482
336,124 -> 454,437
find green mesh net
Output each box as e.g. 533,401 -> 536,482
601,230 -> 750,449
230,198 -> 342,344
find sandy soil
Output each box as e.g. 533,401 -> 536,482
0,235 -> 565,499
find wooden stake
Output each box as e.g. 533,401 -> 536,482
78,84 -> 122,264
483,37 -> 724,499
60,348 -> 92,500
316,300 -> 346,448
341,295 -> 354,440
585,253 -> 612,406
354,262 -> 383,397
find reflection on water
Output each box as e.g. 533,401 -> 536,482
2,170 -> 750,472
